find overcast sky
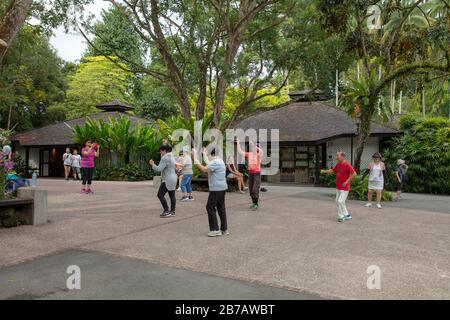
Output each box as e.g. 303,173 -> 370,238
49,0 -> 110,62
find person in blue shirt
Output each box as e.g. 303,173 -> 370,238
194,147 -> 229,237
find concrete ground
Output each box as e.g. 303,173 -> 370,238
0,179 -> 449,300
0,250 -> 318,300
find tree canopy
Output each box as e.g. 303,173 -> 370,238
63,56 -> 134,119
0,25 -> 67,131
0,0 -> 448,173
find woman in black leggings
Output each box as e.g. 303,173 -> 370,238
80,139 -> 100,194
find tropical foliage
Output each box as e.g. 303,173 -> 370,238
0,151 -> 15,199
322,0 -> 450,171
72,116 -> 162,180
384,115 -> 450,194
320,173 -> 393,201
2,0 -> 449,193
93,164 -> 154,182
0,25 -> 67,131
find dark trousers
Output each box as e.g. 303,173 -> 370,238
81,167 -> 94,186
206,191 -> 227,232
158,182 -> 176,212
248,172 -> 261,205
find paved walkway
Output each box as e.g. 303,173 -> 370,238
0,179 -> 449,299
0,250 -> 318,300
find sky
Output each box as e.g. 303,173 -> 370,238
49,0 -> 110,62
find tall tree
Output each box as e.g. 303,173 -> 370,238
84,6 -> 146,65
319,0 -> 449,171
63,56 -> 134,119
0,0 -> 33,64
78,0 -> 298,127
0,25 -> 67,131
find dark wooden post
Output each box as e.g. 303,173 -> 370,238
322,143 -> 327,169
25,146 -> 30,178
315,144 -> 321,186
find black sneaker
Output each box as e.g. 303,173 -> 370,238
160,211 -> 171,218
169,211 -> 176,217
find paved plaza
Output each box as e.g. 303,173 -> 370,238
0,179 -> 449,299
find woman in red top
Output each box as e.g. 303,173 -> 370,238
322,151 -> 356,222
236,138 -> 263,210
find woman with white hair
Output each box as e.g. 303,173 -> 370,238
395,159 -> 408,200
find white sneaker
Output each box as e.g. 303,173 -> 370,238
222,230 -> 230,236
376,203 -> 382,209
207,230 -> 222,237
365,203 -> 372,207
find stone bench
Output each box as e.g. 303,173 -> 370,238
0,188 -> 48,228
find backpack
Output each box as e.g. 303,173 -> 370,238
398,165 -> 408,182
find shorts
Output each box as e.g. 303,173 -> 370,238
397,181 -> 403,191
72,167 -> 80,174
227,173 -> 236,179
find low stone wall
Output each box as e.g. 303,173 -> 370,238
0,202 -> 31,228
18,188 -> 48,225
0,187 -> 48,228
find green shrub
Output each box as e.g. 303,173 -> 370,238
320,173 -> 393,201
92,164 -> 154,181
12,154 -> 28,177
349,175 -> 393,201
384,115 -> 450,194
320,172 -> 336,187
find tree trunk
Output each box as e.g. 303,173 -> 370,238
149,0 -> 191,123
213,76 -> 227,127
353,111 -> 371,172
0,0 -> 33,65
196,63 -> 208,121
213,34 -> 241,127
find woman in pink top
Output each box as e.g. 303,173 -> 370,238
80,139 -> 100,194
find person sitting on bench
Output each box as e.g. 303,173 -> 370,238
226,155 -> 247,194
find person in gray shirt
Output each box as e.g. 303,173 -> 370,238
150,145 -> 177,218
194,147 -> 228,237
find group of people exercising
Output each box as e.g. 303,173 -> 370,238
149,139 -> 263,237
76,138 -> 408,233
